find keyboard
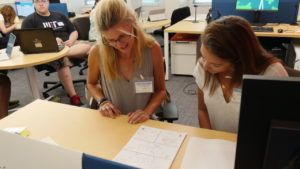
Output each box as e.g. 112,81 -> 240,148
252,26 -> 274,32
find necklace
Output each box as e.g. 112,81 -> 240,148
220,75 -> 232,89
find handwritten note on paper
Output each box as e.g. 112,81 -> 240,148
113,126 -> 186,169
180,137 -> 236,169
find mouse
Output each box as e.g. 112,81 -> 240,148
277,29 -> 283,33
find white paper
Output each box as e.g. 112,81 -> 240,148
0,130 -> 82,169
0,52 -> 9,61
3,126 -> 27,134
114,126 -> 186,169
41,136 -> 58,146
180,137 -> 236,169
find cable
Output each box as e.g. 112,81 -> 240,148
183,82 -> 197,95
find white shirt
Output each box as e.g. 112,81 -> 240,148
0,14 -> 4,21
0,14 -> 9,27
193,59 -> 288,133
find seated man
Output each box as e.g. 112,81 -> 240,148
22,0 -> 91,106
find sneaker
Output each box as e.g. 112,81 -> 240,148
8,100 -> 20,110
70,95 -> 83,106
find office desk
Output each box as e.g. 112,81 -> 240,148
142,19 -> 171,29
0,100 -> 236,169
164,20 -> 300,79
0,46 -> 69,99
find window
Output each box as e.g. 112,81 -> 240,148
193,0 -> 212,4
178,0 -> 187,5
141,0 -> 160,6
85,0 -> 95,5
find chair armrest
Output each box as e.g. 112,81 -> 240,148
156,102 -> 178,121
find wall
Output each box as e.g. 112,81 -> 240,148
1,0 -> 299,18
0,0 -> 89,13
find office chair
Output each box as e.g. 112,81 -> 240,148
71,16 -> 92,75
153,6 -> 191,40
39,60 -> 86,98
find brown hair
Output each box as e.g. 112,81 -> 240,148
94,0 -> 155,81
0,5 -> 16,25
201,16 -> 281,94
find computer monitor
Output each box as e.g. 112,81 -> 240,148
213,0 -> 299,24
15,1 -> 35,18
49,3 -> 68,18
235,75 -> 300,169
49,0 -> 61,3
236,0 -> 280,25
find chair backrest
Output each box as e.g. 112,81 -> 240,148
284,66 -> 300,77
72,16 -> 90,40
170,6 -> 191,25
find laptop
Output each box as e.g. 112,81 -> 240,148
0,33 -> 16,61
14,28 -> 60,54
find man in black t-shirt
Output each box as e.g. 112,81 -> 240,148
22,0 -> 91,106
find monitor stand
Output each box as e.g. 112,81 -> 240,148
192,5 -> 199,23
251,11 -> 266,27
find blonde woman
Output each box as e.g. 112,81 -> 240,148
87,0 -> 166,124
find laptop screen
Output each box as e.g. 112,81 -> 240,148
6,33 -> 16,57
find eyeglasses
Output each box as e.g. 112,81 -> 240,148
34,0 -> 49,3
102,28 -> 135,47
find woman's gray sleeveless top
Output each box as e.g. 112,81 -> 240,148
100,48 -> 153,114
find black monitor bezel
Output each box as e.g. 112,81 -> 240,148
235,75 -> 300,169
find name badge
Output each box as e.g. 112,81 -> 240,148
135,81 -> 153,93
57,22 -> 64,26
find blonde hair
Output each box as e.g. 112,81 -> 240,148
0,5 -> 16,25
94,0 -> 155,81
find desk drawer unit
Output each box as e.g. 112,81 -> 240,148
170,34 -> 199,75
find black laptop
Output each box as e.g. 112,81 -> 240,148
14,28 -> 61,54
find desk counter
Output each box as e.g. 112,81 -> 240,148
0,46 -> 69,99
0,100 -> 237,169
0,46 -> 69,70
142,19 -> 171,29
163,21 -> 300,80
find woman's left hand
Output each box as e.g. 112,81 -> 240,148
128,110 -> 150,124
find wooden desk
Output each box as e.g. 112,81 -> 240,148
0,100 -> 237,169
163,20 -> 300,80
141,19 -> 171,29
0,46 -> 69,99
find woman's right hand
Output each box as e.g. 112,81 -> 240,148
98,101 -> 122,118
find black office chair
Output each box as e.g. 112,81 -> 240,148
39,60 -> 86,98
153,6 -> 191,40
89,91 -> 179,123
72,16 -> 92,75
